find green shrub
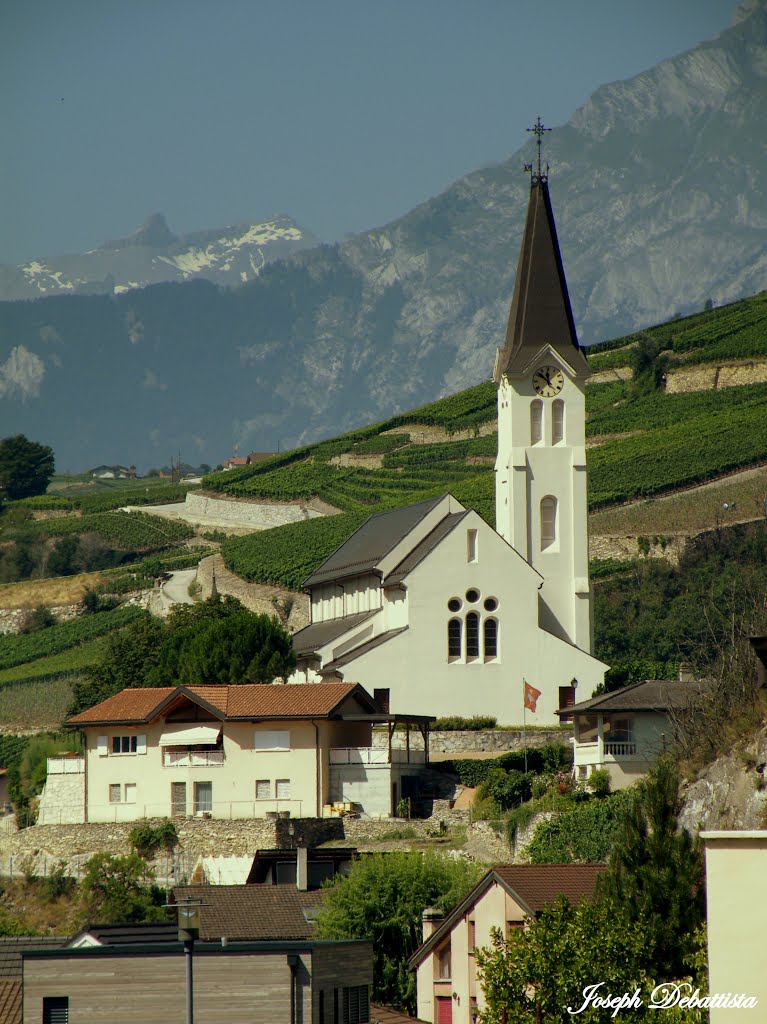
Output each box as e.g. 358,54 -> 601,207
41,862 -> 76,902
526,790 -> 633,863
129,819 -> 179,858
432,715 -> 497,731
479,768 -> 533,811
587,768 -> 612,798
437,743 -> 571,788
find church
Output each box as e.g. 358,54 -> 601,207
290,157 -> 607,726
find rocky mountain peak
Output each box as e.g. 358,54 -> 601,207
121,212 -> 177,249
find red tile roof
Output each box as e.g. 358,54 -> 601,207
492,864 -> 605,912
371,1006 -> 429,1024
0,980 -> 20,1024
172,885 -> 324,941
67,682 -> 363,725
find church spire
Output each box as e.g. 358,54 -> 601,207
493,120 -> 590,382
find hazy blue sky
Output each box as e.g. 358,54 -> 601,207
2,0 -> 736,263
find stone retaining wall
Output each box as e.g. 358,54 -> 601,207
185,492 -> 326,529
0,604 -> 82,635
372,728 -> 571,754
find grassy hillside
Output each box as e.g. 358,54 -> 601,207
206,292 -> 767,589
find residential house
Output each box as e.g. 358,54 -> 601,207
222,456 -> 248,470
701,830 -> 765,1022
560,674 -> 709,790
290,168 -> 609,726
53,682 -> 431,823
89,465 -> 136,479
409,864 -> 605,1024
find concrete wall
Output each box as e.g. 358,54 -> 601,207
703,832 -> 767,1022
38,769 -> 85,826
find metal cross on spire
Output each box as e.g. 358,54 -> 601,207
524,116 -> 552,181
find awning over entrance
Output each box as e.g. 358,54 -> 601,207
159,724 -> 222,746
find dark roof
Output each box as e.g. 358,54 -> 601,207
68,923 -> 178,947
409,864 -> 604,967
562,679 -> 710,716
0,937 -> 67,979
385,512 -> 468,585
246,848 -> 358,885
0,980 -> 20,1024
494,176 -> 590,380
321,628 -> 408,672
68,682 -> 375,725
292,611 -> 377,657
172,885 -> 325,941
303,496 -> 445,587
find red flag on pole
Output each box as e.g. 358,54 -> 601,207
524,680 -> 542,713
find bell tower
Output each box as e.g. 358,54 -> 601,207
493,119 -> 593,652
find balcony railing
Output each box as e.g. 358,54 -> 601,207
46,757 -> 85,775
330,747 -> 426,765
163,749 -> 225,767
604,741 -> 637,757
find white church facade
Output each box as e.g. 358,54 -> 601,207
290,166 -> 607,725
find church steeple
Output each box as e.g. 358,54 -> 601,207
494,131 -> 589,381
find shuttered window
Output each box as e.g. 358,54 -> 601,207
541,496 -> 557,550
530,400 -> 543,444
43,997 -> 69,1024
342,985 -> 369,1024
552,399 -> 565,444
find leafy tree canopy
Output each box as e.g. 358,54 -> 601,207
68,595 -> 296,716
315,851 -> 483,1013
0,435 -> 54,501
80,852 -> 169,925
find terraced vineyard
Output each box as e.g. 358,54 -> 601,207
212,292 -> 767,589
16,510 -> 194,548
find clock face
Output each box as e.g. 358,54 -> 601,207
532,365 -> 564,397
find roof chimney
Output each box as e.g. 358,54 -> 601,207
297,843 -> 308,892
422,907 -> 444,942
678,662 -> 694,682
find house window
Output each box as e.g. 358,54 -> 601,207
194,781 -> 212,814
374,688 -> 390,713
276,779 -> 291,800
109,784 -> 121,804
552,399 -> 565,444
342,985 -> 370,1024
171,782 -> 187,817
256,779 -> 271,800
466,612 -> 480,658
530,400 -> 543,444
43,997 -> 69,1024
255,730 -> 290,751
576,714 -> 599,743
467,529 -> 478,563
124,784 -> 136,804
112,735 -> 137,755
484,618 -> 498,658
437,944 -> 451,979
448,619 -> 462,659
540,496 -> 557,550
606,718 -> 634,744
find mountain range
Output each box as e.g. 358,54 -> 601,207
0,214 -> 319,301
1,0 -> 766,471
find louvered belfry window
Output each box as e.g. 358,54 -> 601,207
43,997 -> 69,1024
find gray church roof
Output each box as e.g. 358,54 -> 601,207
385,511 -> 469,585
302,496 -> 445,588
291,611 -> 377,657
494,175 -> 590,380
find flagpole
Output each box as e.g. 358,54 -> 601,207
523,678 -> 528,774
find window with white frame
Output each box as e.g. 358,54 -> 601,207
275,779 -> 291,799
255,779 -> 271,800
255,730 -> 290,751
446,595 -> 500,661
552,399 -> 565,444
540,496 -> 558,550
124,783 -> 136,804
530,400 -> 543,444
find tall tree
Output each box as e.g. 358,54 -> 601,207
316,851 -> 482,1013
598,758 -> 705,979
0,435 -> 54,500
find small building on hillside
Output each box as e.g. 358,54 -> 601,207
559,675 -> 709,790
409,864 -> 605,1024
56,682 -> 431,823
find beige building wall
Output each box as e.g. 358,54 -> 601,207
83,715 -> 372,823
416,880 -> 528,1024
573,712 -> 671,790
702,831 -> 767,1022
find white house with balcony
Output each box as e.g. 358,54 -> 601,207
43,682 -> 431,824
560,676 -> 708,790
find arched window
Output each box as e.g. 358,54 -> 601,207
484,618 -> 498,658
530,400 -> 543,445
541,496 -> 558,550
448,619 -> 462,659
552,400 -> 564,444
466,612 -> 480,658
